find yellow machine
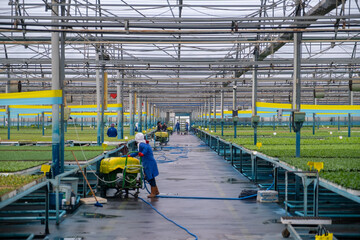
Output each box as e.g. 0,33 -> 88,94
167,126 -> 173,135
98,156 -> 143,198
154,131 -> 169,147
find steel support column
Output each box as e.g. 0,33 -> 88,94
42,112 -> 45,136
208,98 -> 211,130
233,81 -> 237,138
51,0 -> 61,176
348,113 -> 351,137
129,84 -> 134,136
293,1 -> 302,158
118,79 -> 124,139
152,104 -> 155,128
232,82 -> 237,111
144,98 -> 148,131
81,99 -> 84,131
313,113 -> 316,135
17,113 -> 19,131
100,67 -> 105,144
204,100 -> 207,128
213,95 -> 216,132
252,45 -> 258,145
221,89 -> 224,136
349,70 -> 353,137
96,50 -> 101,145
138,96 -> 142,132
149,103 -> 153,128
59,0 -> 66,174
45,183 -> 49,234
7,108 -> 10,140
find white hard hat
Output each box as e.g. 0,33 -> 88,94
135,132 -> 145,143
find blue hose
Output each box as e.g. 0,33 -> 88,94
138,147 -> 275,240
138,196 -> 198,240
141,176 -> 198,239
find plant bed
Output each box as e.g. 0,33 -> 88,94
0,175 -> 45,201
0,161 -> 48,172
0,145 -> 117,172
201,126 -> 360,190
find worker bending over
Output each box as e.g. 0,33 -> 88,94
129,133 -> 160,198
156,121 -> 162,131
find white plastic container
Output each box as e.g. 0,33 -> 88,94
257,190 -> 279,203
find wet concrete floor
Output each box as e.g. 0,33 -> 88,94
2,133 -> 288,240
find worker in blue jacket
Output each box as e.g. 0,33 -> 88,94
129,132 -> 159,198
175,120 -> 180,134
107,123 -> 118,137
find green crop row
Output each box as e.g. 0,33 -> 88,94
282,158 -> 360,172
242,144 -> 360,159
0,150 -> 105,161
0,175 -> 44,196
0,161 -> 47,172
0,144 -> 122,172
205,128 -> 360,138
229,136 -> 360,146
201,125 -> 360,190
321,172 -> 360,190
0,145 -> 116,151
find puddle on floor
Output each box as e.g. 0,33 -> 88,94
226,177 -> 240,183
165,177 -> 186,181
53,237 -> 83,240
76,219 -> 88,223
218,177 -> 248,184
190,148 -> 209,152
81,212 -> 120,218
263,219 -> 280,224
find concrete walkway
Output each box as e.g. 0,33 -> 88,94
2,133 -> 287,240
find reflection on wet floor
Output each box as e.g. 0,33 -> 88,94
81,212 -> 120,218
189,148 -> 211,152
216,177 -> 254,184
164,177 -> 186,181
75,220 -> 88,223
262,218 -> 280,224
53,238 -> 83,240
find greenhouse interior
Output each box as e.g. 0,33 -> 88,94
0,0 -> 360,239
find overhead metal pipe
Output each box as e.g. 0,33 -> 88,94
2,13 -> 357,22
